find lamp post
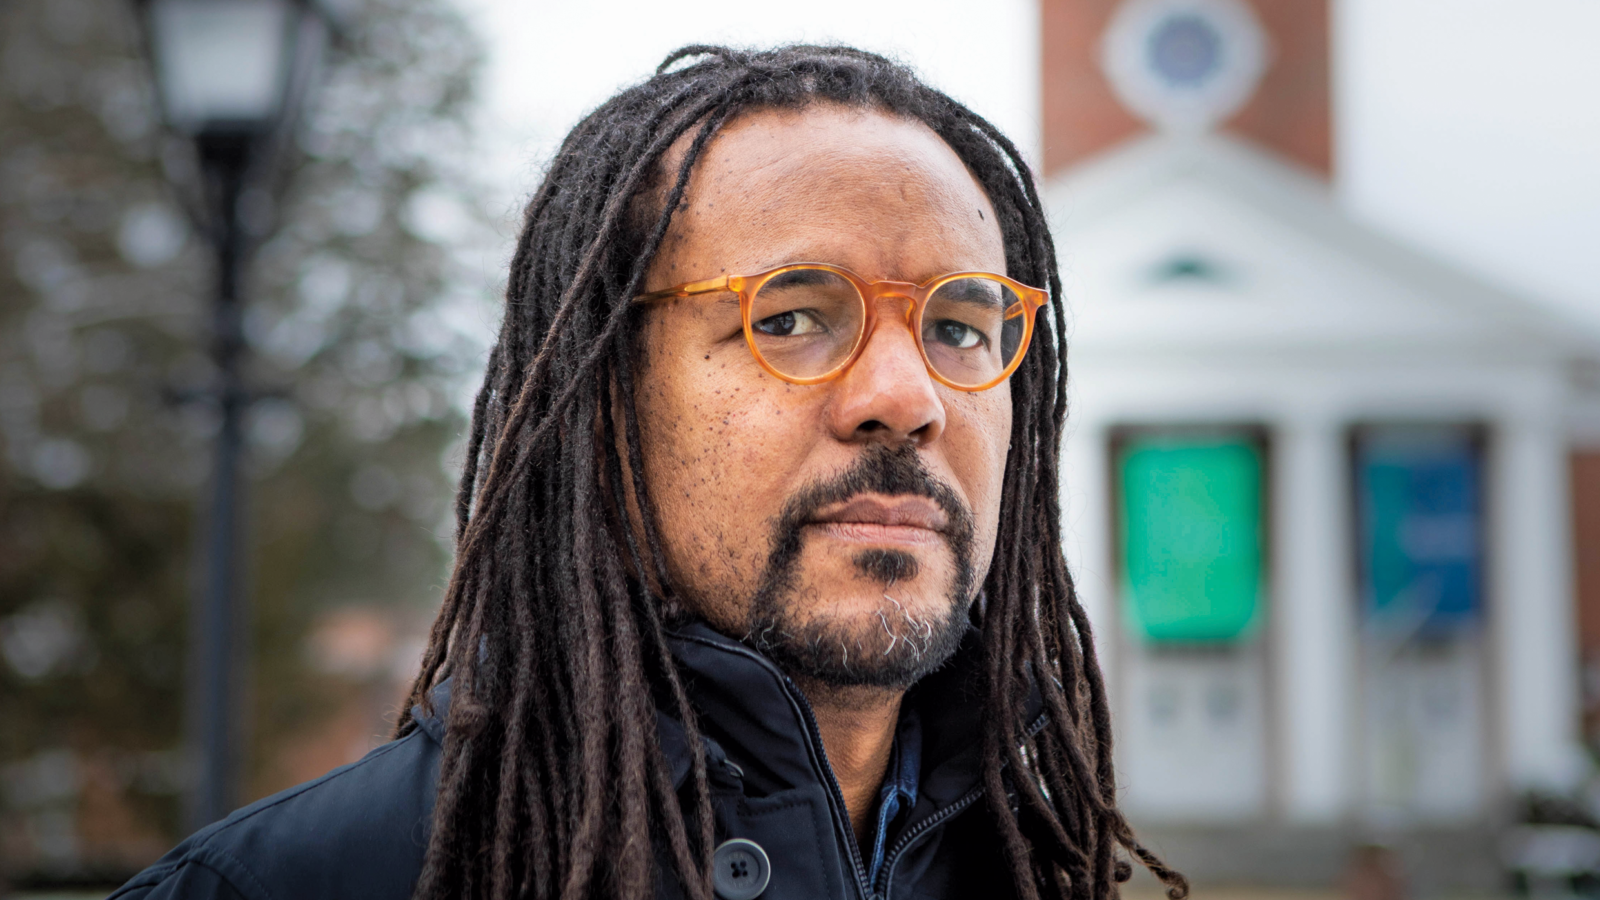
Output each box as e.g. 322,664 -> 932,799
138,0 -> 329,830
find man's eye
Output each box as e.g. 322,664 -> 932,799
929,319 -> 984,350
754,309 -> 827,336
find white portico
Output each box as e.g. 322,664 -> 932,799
1051,130 -> 1591,822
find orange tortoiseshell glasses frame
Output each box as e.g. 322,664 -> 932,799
633,263 -> 1049,392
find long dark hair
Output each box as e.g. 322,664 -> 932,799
394,44 -> 1187,900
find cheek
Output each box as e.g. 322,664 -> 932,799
634,350 -> 813,608
947,388 -> 1013,562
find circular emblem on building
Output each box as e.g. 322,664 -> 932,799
1101,0 -> 1268,132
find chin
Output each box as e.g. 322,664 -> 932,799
746,555 -> 974,690
806,586 -> 934,639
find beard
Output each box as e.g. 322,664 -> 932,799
743,444 -> 978,690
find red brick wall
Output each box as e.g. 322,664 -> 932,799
1229,0 -> 1332,177
1040,0 -> 1143,177
1040,0 -> 1332,179
1570,452 -> 1600,744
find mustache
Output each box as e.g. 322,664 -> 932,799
768,444 -> 975,559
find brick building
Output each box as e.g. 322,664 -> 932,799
1042,0 -> 1600,889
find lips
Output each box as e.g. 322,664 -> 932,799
805,495 -> 949,545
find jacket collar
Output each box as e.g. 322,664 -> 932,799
657,619 -> 1044,809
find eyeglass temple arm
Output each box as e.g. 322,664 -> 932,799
1003,289 -> 1048,319
633,275 -> 732,304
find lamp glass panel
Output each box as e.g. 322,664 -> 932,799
149,0 -> 292,132
1118,435 -> 1263,643
1355,427 -> 1483,637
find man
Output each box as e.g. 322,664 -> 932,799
113,45 -> 1185,900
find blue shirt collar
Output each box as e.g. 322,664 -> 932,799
867,706 -> 922,883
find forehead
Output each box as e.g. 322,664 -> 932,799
649,103 -> 1006,285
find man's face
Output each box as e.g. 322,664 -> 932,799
634,104 -> 1012,688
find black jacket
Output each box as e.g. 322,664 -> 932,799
112,621 -> 1040,900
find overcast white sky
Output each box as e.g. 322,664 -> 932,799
449,0 -> 1600,327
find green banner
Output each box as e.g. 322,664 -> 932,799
1118,435 -> 1264,643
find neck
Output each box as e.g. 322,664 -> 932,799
791,677 -> 904,843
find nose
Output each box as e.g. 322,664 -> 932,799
824,294 -> 945,446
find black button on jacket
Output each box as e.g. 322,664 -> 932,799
111,621 -> 1042,900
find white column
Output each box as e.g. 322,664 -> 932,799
1062,421 -> 1117,681
1493,415 -> 1585,790
1273,417 -> 1354,821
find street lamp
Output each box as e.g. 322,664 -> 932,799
138,0 -> 329,830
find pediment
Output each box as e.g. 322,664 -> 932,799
1043,134 -> 1599,363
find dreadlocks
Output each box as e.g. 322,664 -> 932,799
393,43 -> 1188,900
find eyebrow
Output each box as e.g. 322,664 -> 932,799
764,268 -> 842,288
937,279 -> 1006,307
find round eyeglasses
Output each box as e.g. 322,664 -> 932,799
634,263 -> 1049,392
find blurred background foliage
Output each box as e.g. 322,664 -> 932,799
0,0 -> 493,883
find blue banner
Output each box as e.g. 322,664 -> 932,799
1355,428 -> 1484,637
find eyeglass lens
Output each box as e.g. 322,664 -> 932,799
748,268 -> 1027,388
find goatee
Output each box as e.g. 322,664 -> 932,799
744,445 -> 977,689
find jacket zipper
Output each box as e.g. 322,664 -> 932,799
784,678 -> 878,900
875,711 -> 1049,898
873,784 -> 984,897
